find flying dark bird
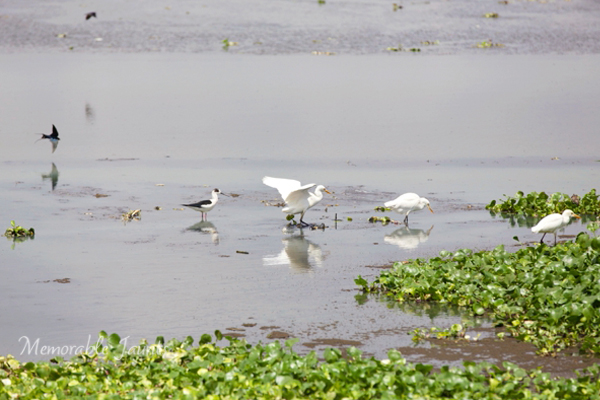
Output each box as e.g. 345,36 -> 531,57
35,125 -> 60,153
182,189 -> 229,221
85,12 -> 97,20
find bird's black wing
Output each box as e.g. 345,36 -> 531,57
182,199 -> 212,207
50,125 -> 59,139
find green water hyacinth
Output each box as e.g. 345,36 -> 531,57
3,331 -> 600,399
356,233 -> 600,356
486,189 -> 600,216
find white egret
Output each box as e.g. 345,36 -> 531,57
384,192 -> 433,225
182,188 -> 229,220
262,176 -> 331,227
531,209 -> 580,245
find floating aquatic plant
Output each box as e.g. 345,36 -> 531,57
356,233 -> 600,355
368,216 -> 392,225
4,331 -> 600,399
410,324 -> 480,343
486,189 -> 600,216
4,221 -> 35,238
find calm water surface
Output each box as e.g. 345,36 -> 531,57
1,53 -> 599,370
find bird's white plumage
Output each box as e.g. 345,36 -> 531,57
384,192 -> 433,224
531,209 -> 580,244
262,176 -> 330,226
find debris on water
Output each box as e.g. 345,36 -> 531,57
374,206 -> 391,212
475,39 -> 504,48
236,250 -> 249,254
262,200 -> 285,207
122,209 -> 141,221
155,206 -> 162,210
38,278 -> 71,284
94,193 -> 109,198
483,13 -> 499,18
393,3 -> 403,11
368,216 -> 401,226
155,184 -> 165,186
4,221 -> 35,239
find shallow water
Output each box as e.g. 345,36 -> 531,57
1,53 -> 599,373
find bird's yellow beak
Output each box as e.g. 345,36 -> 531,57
573,213 -> 581,219
324,189 -> 332,195
427,204 -> 434,214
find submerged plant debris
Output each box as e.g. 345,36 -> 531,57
357,233 -> 600,356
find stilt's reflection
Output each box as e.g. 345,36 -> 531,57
384,225 -> 434,250
41,163 -> 59,191
186,221 -> 219,244
263,232 -> 325,274
85,103 -> 95,124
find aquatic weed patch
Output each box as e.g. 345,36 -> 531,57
3,332 -> 600,399
486,189 -> 600,216
356,233 -> 600,356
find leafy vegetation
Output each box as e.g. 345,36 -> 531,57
3,331 -> 600,399
3,221 -> 35,249
356,233 -> 600,356
410,323 -> 481,343
3,221 -> 34,238
486,189 -> 600,216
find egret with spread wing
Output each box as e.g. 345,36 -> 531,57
262,176 -> 331,227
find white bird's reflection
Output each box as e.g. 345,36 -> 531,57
186,221 -> 219,244
41,163 -> 60,191
384,225 -> 434,250
263,234 -> 326,274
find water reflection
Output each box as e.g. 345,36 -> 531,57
384,225 -> 434,250
263,233 -> 325,274
85,103 -> 95,124
41,163 -> 59,191
186,221 -> 219,244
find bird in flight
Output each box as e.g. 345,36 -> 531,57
35,124 -> 60,153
